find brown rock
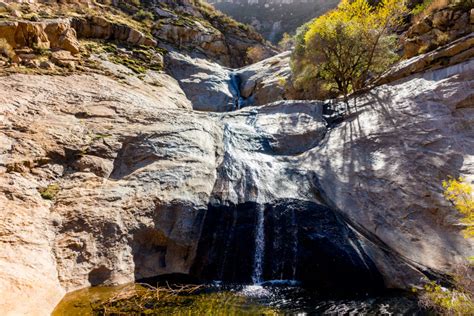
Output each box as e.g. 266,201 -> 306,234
0,19 -> 81,55
24,59 -> 40,68
72,155 -> 114,177
50,50 -> 78,69
408,19 -> 431,36
40,60 -> 55,70
432,9 -> 453,30
0,1 -> 9,13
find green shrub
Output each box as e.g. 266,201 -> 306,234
38,183 -> 60,200
412,0 -> 434,15
134,9 -> 153,22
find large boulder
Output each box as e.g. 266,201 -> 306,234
0,72 -> 199,314
237,51 -> 293,106
165,51 -> 235,112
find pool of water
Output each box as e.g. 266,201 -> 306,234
53,282 -> 426,315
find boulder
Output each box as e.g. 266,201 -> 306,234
50,49 -> 78,68
165,51 -> 235,112
39,60 -> 55,70
237,51 -> 293,106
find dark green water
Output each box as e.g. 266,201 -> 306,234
53,282 -> 425,315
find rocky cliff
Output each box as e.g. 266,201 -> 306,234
0,0 -> 473,315
207,0 -> 339,43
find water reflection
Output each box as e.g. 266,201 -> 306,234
53,282 -> 425,315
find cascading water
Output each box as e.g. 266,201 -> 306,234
290,209 -> 298,280
229,73 -> 253,110
251,205 -> 265,284
229,73 -> 243,111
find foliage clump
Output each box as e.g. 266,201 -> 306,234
291,0 -> 407,102
443,177 -> 474,238
419,280 -> 474,315
38,183 -> 60,200
133,9 -> 153,22
417,177 -> 474,314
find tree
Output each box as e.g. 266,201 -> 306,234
443,177 -> 474,239
418,177 -> 474,315
291,0 -> 407,105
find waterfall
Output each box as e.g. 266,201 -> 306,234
229,73 -> 253,110
252,205 -> 265,284
291,208 -> 298,280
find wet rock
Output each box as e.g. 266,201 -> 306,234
193,199 -> 384,295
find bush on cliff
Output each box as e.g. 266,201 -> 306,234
418,177 -> 474,314
291,0 -> 407,103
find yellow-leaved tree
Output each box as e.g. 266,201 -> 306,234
443,177 -> 474,239
291,0 -> 407,103
419,177 -> 474,314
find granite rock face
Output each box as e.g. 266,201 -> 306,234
0,38 -> 473,316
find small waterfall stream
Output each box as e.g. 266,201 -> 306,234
290,209 -> 298,280
251,205 -> 265,284
229,72 -> 253,110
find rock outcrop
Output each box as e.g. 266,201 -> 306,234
237,51 -> 294,106
1,54 -> 473,314
0,18 -> 80,54
403,4 -> 474,58
71,16 -> 157,47
165,51 -> 235,112
378,33 -> 474,85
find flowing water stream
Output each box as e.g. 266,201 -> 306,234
252,205 -> 265,284
229,72 -> 253,110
